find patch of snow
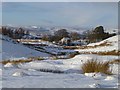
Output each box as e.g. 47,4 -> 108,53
12,71 -> 28,77
89,83 -> 100,88
85,73 -> 96,77
93,73 -> 105,80
4,63 -> 13,68
105,76 -> 115,81
85,73 -> 104,79
110,64 -> 119,75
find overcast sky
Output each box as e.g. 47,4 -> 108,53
2,2 -> 118,28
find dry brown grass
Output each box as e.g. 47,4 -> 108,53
82,60 -> 112,75
28,57 -> 44,61
80,50 -> 120,56
82,42 -> 112,49
68,54 -> 76,58
1,59 -> 32,65
109,59 -> 120,64
68,51 -> 80,58
94,42 -> 112,47
97,50 -> 120,55
1,57 -> 45,65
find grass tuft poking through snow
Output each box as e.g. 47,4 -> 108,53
82,60 -> 112,75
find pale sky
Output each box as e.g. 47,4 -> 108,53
1,0 -> 120,2
2,2 -> 118,29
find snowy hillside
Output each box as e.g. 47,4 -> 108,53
76,35 -> 119,53
0,34 -> 50,60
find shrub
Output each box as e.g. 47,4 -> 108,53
79,50 -> 120,56
82,60 -> 112,75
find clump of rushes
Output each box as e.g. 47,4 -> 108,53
82,60 -> 112,75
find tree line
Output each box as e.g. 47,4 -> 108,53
42,29 -> 81,42
1,26 -> 29,39
42,26 -> 116,43
0,26 -> 116,43
86,26 -> 116,43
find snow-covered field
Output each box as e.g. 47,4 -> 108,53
0,34 -> 119,88
0,34 -> 51,61
1,54 -> 119,88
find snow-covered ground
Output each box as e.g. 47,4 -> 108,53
20,39 -> 58,47
0,34 -> 51,60
0,34 -> 119,88
76,35 -> 119,53
1,54 -> 119,88
17,54 -> 118,74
